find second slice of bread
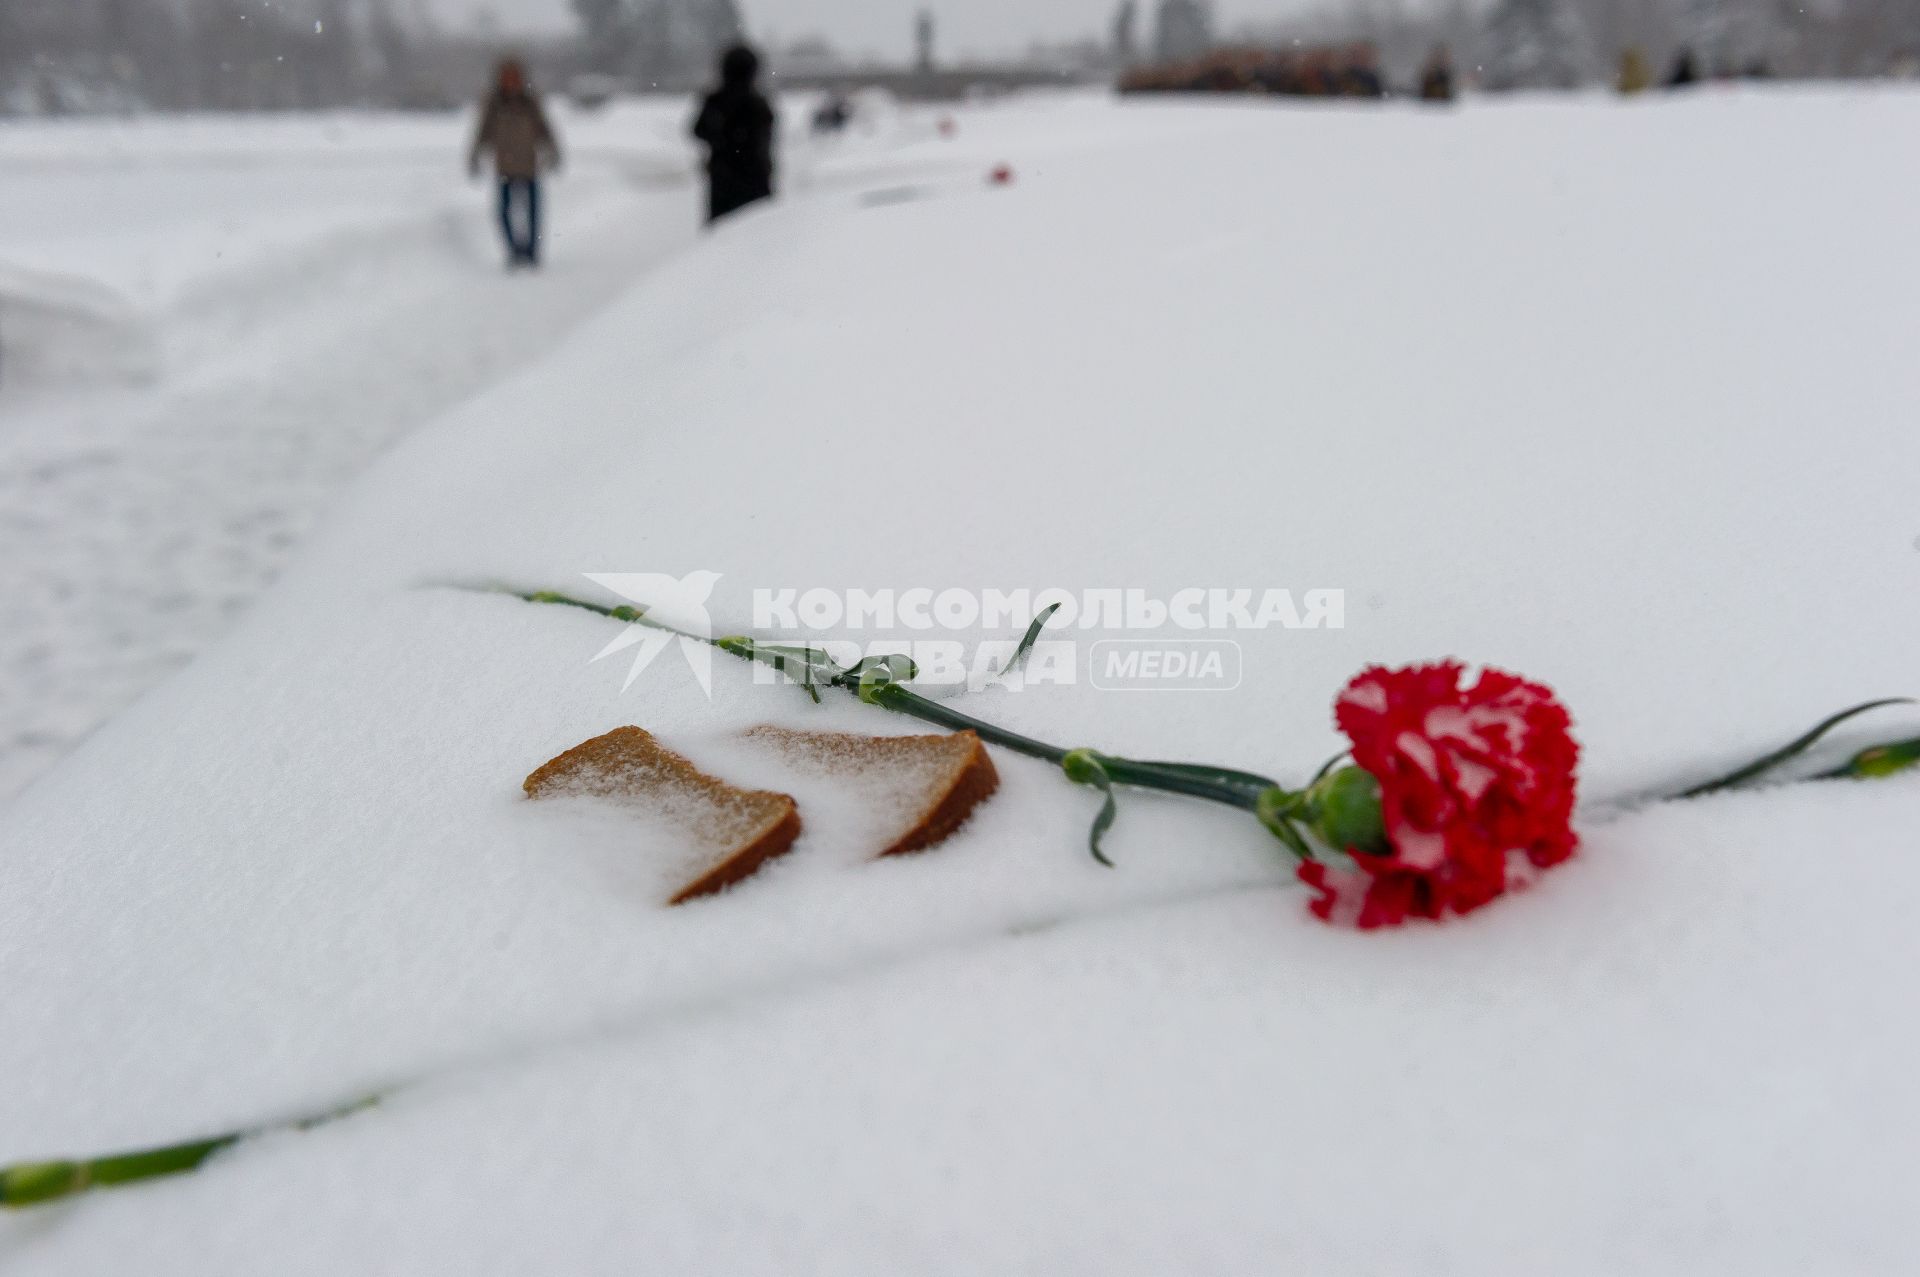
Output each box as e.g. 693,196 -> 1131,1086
743,726 -> 999,856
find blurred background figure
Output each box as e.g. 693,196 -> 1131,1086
692,43 -> 775,224
1299,49 -> 1336,96
1617,47 -> 1652,94
1666,46 -> 1700,87
1343,42 -> 1386,96
1419,45 -> 1456,102
812,90 -> 852,135
468,58 -> 560,270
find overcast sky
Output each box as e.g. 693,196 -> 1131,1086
429,0 -> 1315,61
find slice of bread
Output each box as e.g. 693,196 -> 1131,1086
524,726 -> 801,905
743,726 -> 998,857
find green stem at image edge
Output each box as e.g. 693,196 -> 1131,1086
0,1097 -> 377,1208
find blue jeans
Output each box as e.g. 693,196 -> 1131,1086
498,178 -> 541,263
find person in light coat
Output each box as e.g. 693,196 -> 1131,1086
469,58 -> 561,269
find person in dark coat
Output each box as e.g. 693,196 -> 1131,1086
468,58 -> 560,268
1343,43 -> 1386,98
692,44 -> 776,224
1419,44 -> 1456,102
1666,46 -> 1699,88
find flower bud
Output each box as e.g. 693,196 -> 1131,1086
1306,766 -> 1389,856
1060,749 -> 1106,786
1841,738 -> 1920,779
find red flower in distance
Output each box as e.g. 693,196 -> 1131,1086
1300,662 -> 1580,928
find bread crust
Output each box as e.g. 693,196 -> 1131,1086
744,726 -> 999,857
524,726 -> 802,906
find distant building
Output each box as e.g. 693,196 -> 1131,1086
1153,0 -> 1212,64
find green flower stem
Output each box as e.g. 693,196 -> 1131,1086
496,586 -> 1282,814
1100,757 -> 1269,809
862,680 -> 1070,765
1677,698 -> 1914,797
2,1096 -> 377,1209
853,684 -> 1270,809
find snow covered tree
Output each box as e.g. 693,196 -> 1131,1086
1113,1 -> 1139,67
1480,0 -> 1595,89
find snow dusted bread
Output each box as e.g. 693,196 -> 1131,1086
743,726 -> 998,857
523,727 -> 801,905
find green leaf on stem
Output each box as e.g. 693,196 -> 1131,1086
1677,698 -> 1914,798
1061,749 -> 1118,867
716,637 -> 837,702
843,654 -> 919,688
1000,603 -> 1062,678
854,654 -> 916,704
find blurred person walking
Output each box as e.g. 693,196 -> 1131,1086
1617,47 -> 1652,94
692,44 -> 776,224
468,58 -> 561,269
1665,47 -> 1699,88
1343,43 -> 1386,97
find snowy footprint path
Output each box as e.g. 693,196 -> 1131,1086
0,162 -> 701,800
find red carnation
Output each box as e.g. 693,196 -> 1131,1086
1299,662 -> 1580,928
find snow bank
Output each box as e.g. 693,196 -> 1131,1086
0,102 -> 703,387
3,86 -> 1919,1271
0,103 -> 725,799
0,262 -> 154,386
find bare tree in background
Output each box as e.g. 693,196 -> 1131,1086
1154,0 -> 1214,62
1480,0 -> 1595,87
1,0 -> 486,113
366,0 -> 424,103
1114,1 -> 1140,68
567,0 -> 749,86
573,0 -> 634,73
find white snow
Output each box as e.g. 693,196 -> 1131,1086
3,85 -> 1919,1272
0,101 -> 707,797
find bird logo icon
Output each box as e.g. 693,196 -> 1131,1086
581,570 -> 723,696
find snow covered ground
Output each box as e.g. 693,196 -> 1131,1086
3,85 -> 1919,1271
0,100 -> 711,798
